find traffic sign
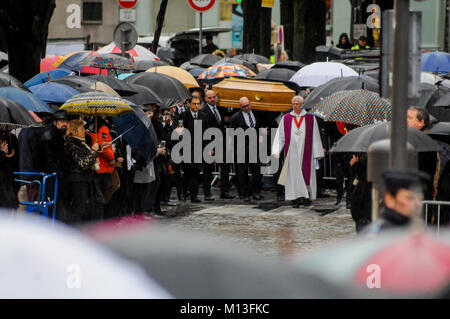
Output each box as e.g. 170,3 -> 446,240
118,0 -> 138,9
187,0 -> 216,12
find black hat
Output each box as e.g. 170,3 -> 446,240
382,169 -> 430,195
53,110 -> 70,120
359,35 -> 367,41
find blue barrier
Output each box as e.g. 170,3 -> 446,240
13,172 -> 58,223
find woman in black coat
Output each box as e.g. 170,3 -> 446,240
64,120 -> 99,224
0,132 -> 18,209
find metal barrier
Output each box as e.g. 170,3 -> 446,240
423,200 -> 450,233
13,172 -> 58,223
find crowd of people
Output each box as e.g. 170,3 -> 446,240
0,82 -> 449,232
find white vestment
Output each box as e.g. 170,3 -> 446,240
272,110 -> 324,200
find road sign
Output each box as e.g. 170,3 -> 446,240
118,0 -> 138,9
187,0 -> 216,12
113,22 -> 138,54
120,9 -> 136,22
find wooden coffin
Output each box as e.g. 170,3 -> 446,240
212,78 -> 295,112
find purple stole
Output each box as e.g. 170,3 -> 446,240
283,113 -> 314,185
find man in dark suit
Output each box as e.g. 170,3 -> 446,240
200,90 -> 234,200
230,97 -> 264,202
180,96 -> 208,203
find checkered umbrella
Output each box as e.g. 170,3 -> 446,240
311,89 -> 391,126
80,53 -> 136,71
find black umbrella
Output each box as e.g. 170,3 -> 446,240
272,60 -> 305,72
330,122 -> 442,153
124,84 -> 164,107
87,75 -> 137,96
254,68 -> 296,83
427,122 -> 450,136
304,76 -> 380,110
179,62 -> 199,71
235,53 -> 271,65
95,225 -> 366,299
125,72 -> 190,108
426,90 -> 450,121
135,59 -> 168,72
0,73 -> 31,92
0,96 -> 36,129
189,54 -> 221,68
214,57 -> 256,72
51,76 -> 96,93
411,83 -> 450,108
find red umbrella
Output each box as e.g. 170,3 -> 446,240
296,228 -> 450,295
40,56 -> 61,72
353,232 -> 450,293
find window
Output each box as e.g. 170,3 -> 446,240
83,2 -> 102,23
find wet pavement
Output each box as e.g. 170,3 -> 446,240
159,188 -> 356,259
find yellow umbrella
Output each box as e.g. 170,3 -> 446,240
52,50 -> 90,68
146,66 -> 199,89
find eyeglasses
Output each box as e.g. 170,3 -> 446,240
241,104 -> 250,108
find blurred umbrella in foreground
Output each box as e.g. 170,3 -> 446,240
87,224 -> 370,299
294,229 -> 450,296
0,215 -> 170,298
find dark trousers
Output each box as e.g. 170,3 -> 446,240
66,181 -> 90,225
237,162 -> 261,197
183,163 -> 201,198
203,162 -> 230,195
165,162 -> 183,200
133,182 -> 151,213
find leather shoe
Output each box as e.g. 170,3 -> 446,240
303,198 -> 312,206
191,197 -> 201,203
153,209 -> 167,216
334,196 -> 342,206
178,193 -> 186,201
277,194 -> 285,202
244,196 -> 251,202
220,192 -> 235,199
292,200 -> 300,208
204,194 -> 215,201
252,194 -> 262,200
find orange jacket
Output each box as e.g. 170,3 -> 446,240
90,125 -> 114,174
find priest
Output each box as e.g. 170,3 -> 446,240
272,96 -> 324,207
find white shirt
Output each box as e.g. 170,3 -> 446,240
190,110 -> 199,119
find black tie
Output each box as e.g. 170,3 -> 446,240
193,113 -> 197,119
212,106 -> 221,124
249,113 -> 255,128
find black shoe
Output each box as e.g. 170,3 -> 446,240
220,192 -> 235,199
277,194 -> 285,202
191,197 -> 201,203
346,199 -> 352,209
304,198 -> 312,206
298,197 -> 306,205
204,194 -> 215,201
334,196 -> 342,206
244,196 -> 251,202
252,194 -> 261,200
292,200 -> 300,208
153,209 -> 167,216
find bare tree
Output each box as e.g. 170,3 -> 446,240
292,0 -> 326,64
0,0 -> 56,82
242,0 -> 271,57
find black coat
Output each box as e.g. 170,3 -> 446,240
0,146 -> 18,209
230,110 -> 265,161
179,110 -> 209,163
18,125 -> 44,174
64,136 -> 97,183
200,104 -> 227,131
37,125 -> 66,174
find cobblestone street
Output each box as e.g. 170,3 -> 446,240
160,189 -> 356,259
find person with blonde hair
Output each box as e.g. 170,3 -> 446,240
64,119 -> 99,224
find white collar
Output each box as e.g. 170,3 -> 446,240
290,110 -> 306,117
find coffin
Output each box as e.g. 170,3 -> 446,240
212,78 -> 295,112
